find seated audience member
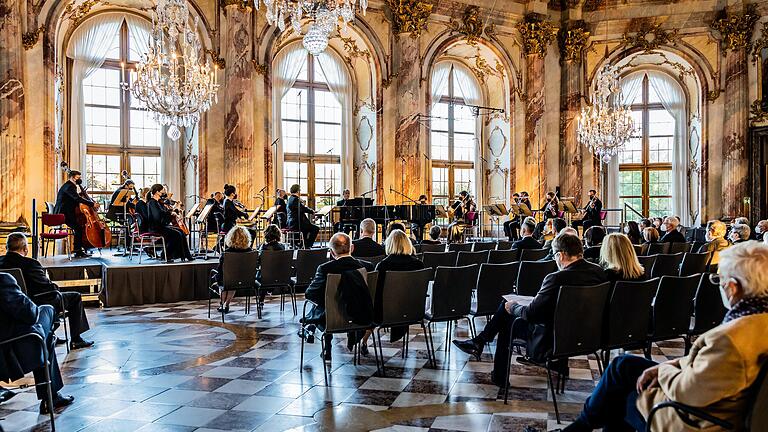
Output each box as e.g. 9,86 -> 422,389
452,234 -> 607,386
512,220 -> 542,250
729,223 -> 751,244
639,218 -> 652,231
642,227 -> 659,244
0,233 -> 93,349
583,226 -> 606,262
652,217 -> 663,230
625,221 -> 642,245
542,218 -> 567,250
420,225 -> 443,245
0,272 -> 74,414
600,233 -> 645,283
387,222 -> 407,239
696,220 -> 729,270
660,216 -> 685,243
734,216 -> 750,226
563,241 -> 768,432
352,218 -> 385,257
298,233 -> 373,361
542,227 -> 577,261
215,226 -> 254,314
755,219 -> 768,241
256,224 -> 286,306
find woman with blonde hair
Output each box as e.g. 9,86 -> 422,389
599,233 -> 645,283
214,225 -> 253,313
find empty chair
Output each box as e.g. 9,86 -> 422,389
636,255 -> 657,280
679,252 -> 710,276
650,253 -> 684,278
456,250 -> 489,267
685,273 -> 727,354
669,242 -> 693,254
645,242 -> 670,255
258,249 -> 296,318
422,251 -> 458,275
208,251 -> 260,322
515,260 -> 558,296
599,278 -> 659,366
471,262 -> 519,336
647,274 -> 699,351
472,242 -> 497,252
290,248 -> 329,294
488,249 -> 520,264
448,243 -> 473,252
419,243 -> 446,253
519,248 -> 549,261
424,264 -> 479,360
496,240 -> 514,250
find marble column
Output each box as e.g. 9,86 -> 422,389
0,0 -> 26,222
720,48 -> 749,218
558,24 -> 588,201
394,34 -> 422,200
524,54 -> 546,202
223,3 -> 255,206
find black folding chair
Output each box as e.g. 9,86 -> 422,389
419,243 -> 446,253
650,253 -> 684,278
496,240 -> 514,250
515,260 -> 557,296
471,262 -> 518,346
365,255 -> 387,268
679,252 -> 710,276
519,248 -> 549,261
258,249 -> 295,318
422,251 -> 458,277
448,243 -> 473,252
599,278 -> 659,367
669,242 -> 693,254
472,242 -> 497,252
456,250 -> 489,267
424,265 -> 479,360
646,242 -> 670,255
685,273 -> 727,354
290,249 -> 329,295
636,255 -> 657,280
646,274 -> 699,356
208,251 -> 260,323
488,249 -> 519,264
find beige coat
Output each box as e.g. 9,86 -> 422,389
637,313 -> 768,431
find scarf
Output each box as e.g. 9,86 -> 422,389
724,295 -> 768,323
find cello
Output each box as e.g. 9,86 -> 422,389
60,161 -> 113,249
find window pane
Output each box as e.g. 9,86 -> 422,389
619,170 -> 642,197
631,110 -> 643,136
454,168 -> 475,198
315,123 -> 341,156
85,106 -> 121,145
129,156 -> 161,190
648,109 -> 674,136
648,169 -> 672,197
129,26 -> 151,62
282,120 -> 308,154
104,33 -> 121,61
284,161 -> 308,196
130,110 -> 162,147
432,167 -> 448,198
648,197 -> 672,219
314,90 -> 341,123
649,136 -> 672,163
281,88 -> 308,121
86,154 -> 121,191
314,163 -> 341,207
454,104 -> 475,134
312,57 -> 326,84
430,132 -> 449,161
454,133 -> 475,162
431,103 -> 448,131
619,197 -> 643,213
83,68 -> 121,107
618,137 -> 642,164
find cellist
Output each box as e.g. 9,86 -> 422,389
146,184 -> 194,262
54,170 -> 98,258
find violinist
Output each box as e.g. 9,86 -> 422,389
272,188 -> 288,228
287,184 -> 319,248
106,179 -> 136,223
147,184 -> 193,262
571,189 -> 603,231
222,184 -> 258,241
54,170 -> 98,258
535,191 -> 560,238
447,191 -> 476,243
134,187 -> 150,233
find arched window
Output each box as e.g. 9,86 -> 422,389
430,63 -> 478,207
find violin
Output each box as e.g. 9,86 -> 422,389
60,161 -> 112,249
161,193 -> 190,235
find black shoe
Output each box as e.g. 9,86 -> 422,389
71,339 -> 94,350
55,336 -> 67,345
452,339 -> 483,361
297,328 -> 315,344
0,387 -> 16,403
39,393 -> 74,414
73,251 -> 90,258
360,343 -> 369,357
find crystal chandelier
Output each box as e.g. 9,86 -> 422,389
254,0 -> 368,55
123,0 -> 219,141
577,64 -> 635,163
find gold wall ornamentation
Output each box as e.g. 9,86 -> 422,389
22,26 -> 45,50
385,0 -> 433,37
206,49 -> 226,69
517,13 -> 557,58
751,22 -> 768,63
63,0 -> 103,26
558,21 -> 590,63
749,99 -> 768,124
382,72 -> 399,89
339,36 -> 371,69
252,61 -> 267,76
221,0 -> 251,11
448,5 -> 494,46
621,20 -> 677,53
710,5 -> 759,53
706,88 -> 722,102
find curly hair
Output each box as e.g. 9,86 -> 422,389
224,226 -> 252,250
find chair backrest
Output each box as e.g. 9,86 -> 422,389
366,271 -> 378,305
519,248 -> 549,262
488,249 -> 519,264
365,255 -> 386,268
294,249 -> 329,285
633,244 -> 643,256
420,243 -> 446,253
603,278 -> 659,349
0,268 -> 27,294
599,210 -> 607,220
473,262 -> 518,316
647,242 -> 670,255
259,249 -> 295,285
41,213 -> 66,227
378,268 -> 432,326
323,270 -> 372,333
496,240 -> 514,250
472,242 -> 497,252
552,282 -> 612,358
679,252 -> 710,277
748,363 -> 768,430
689,273 -> 727,335
636,255 -> 657,280
650,253 -> 684,278
515,260 -> 558,296
448,243 -> 473,252
221,251 -> 260,290
422,251 -> 458,274
669,242 -> 693,254
651,274 -> 699,341
456,250 -> 489,267
45,201 -> 55,214
430,265 -> 478,320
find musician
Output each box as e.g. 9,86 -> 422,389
334,189 -> 355,234
134,187 -> 150,233
503,193 -> 522,241
146,184 -> 193,262
222,184 -> 258,242
106,179 -> 136,223
535,192 -> 559,238
272,189 -> 288,228
54,170 -> 98,258
410,194 -> 430,242
206,191 -> 224,233
287,184 -> 320,248
447,191 -> 476,243
571,189 -> 603,231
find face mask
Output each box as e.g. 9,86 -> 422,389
75,178 -> 83,185
623,226 -> 630,234
719,284 -> 732,310
660,225 -> 667,232
756,227 -> 763,235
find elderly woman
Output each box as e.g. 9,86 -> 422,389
642,226 -> 659,244
215,226 -> 253,314
729,223 -> 751,244
696,220 -> 730,272
563,241 -> 768,431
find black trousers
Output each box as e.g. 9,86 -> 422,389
410,223 -> 424,242
27,305 -> 64,399
476,301 -> 528,379
300,224 -> 320,248
503,220 -> 520,241
160,226 -> 192,260
38,291 -> 90,341
572,219 -> 600,231
64,214 -> 84,252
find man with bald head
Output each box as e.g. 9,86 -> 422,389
299,233 -> 373,361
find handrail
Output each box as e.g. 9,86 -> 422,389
623,203 -> 645,224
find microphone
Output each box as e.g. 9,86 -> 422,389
258,186 -> 267,193
270,138 -> 279,147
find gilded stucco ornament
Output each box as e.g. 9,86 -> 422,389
22,26 -> 45,50
621,20 -> 677,53
558,22 -> 590,63
205,49 -> 226,69
751,22 -> 768,63
252,61 -> 267,76
63,0 -> 103,26
517,14 -> 557,58
710,5 -> 759,53
386,0 -> 433,37
750,100 -> 768,124
448,5 -> 494,46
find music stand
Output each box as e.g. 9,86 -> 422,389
185,202 -> 201,220
435,205 -> 449,219
248,205 -> 262,221
113,189 -> 134,255
262,206 -> 277,221
517,202 -> 533,217
484,204 -> 506,240
560,200 -> 579,225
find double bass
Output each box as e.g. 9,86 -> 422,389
60,161 -> 112,249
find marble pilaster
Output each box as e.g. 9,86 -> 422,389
524,54 -> 546,202
559,61 -> 582,200
720,49 -> 748,218
394,34 -> 422,200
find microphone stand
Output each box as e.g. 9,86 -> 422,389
389,186 -> 417,205
360,189 -> 375,221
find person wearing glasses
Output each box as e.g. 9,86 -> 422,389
563,241 -> 768,432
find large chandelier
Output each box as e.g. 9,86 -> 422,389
254,0 -> 368,55
577,64 -> 635,163
124,0 -> 219,141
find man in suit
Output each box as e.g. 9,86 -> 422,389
729,223 -> 751,244
54,169 -> 98,258
0,233 -> 93,350
298,233 -> 373,361
660,216 -> 686,243
0,272 -> 74,414
453,234 -> 607,387
286,184 -> 320,248
755,219 -> 768,242
572,189 -> 603,231
352,218 -> 385,257
513,220 -> 543,250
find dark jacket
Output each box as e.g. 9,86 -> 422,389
420,239 -> 441,245
0,253 -> 57,298
206,198 -> 224,232
287,195 -> 314,231
583,245 -> 602,262
517,259 -> 607,361
604,268 -> 647,284
513,236 -> 542,250
259,241 -> 285,252
135,200 -> 149,232
583,198 -> 603,224
0,272 -> 43,381
352,237 -> 385,258
303,256 -> 373,326
222,198 -> 248,233
53,181 -> 92,218
660,229 -> 686,243
147,198 -> 171,232
273,197 -> 287,227
215,247 -> 252,285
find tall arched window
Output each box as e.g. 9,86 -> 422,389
430,64 -> 478,207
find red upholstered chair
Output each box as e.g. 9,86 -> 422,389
40,213 -> 71,259
599,210 -> 608,222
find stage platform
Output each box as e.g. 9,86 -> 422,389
38,251 -> 217,307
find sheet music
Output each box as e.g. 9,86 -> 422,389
316,205 -> 334,217
502,294 -> 534,306
184,202 -> 201,219
261,206 -> 277,220
248,205 -> 262,221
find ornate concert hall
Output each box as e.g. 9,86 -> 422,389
2,0 -> 768,431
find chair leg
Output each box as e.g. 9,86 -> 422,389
425,322 -> 437,368
320,335 -> 329,386
420,322 -> 435,369
291,285 -> 297,315
42,348 -> 56,431
503,323 -> 515,404
371,329 -> 381,373
62,314 -> 70,353
300,323 -> 306,370
546,366 -> 561,424
375,328 -> 386,377
683,335 -> 692,356
404,328 -> 410,358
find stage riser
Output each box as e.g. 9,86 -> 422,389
102,262 -> 217,307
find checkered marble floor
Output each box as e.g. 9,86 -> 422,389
0,296 -> 686,432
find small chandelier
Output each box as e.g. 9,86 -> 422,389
123,0 -> 219,141
578,64 -> 635,163
254,0 -> 368,55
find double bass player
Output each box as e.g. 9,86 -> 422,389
54,170 -> 99,258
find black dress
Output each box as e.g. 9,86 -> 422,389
147,198 -> 192,261
604,268 -> 647,284
374,254 -> 425,342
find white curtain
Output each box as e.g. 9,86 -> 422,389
125,15 -> 151,61
162,127 -> 182,196
647,71 -> 689,226
67,14 -> 122,180
451,62 -> 483,205
430,62 -> 451,111
316,49 -> 354,194
271,43 -> 309,189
